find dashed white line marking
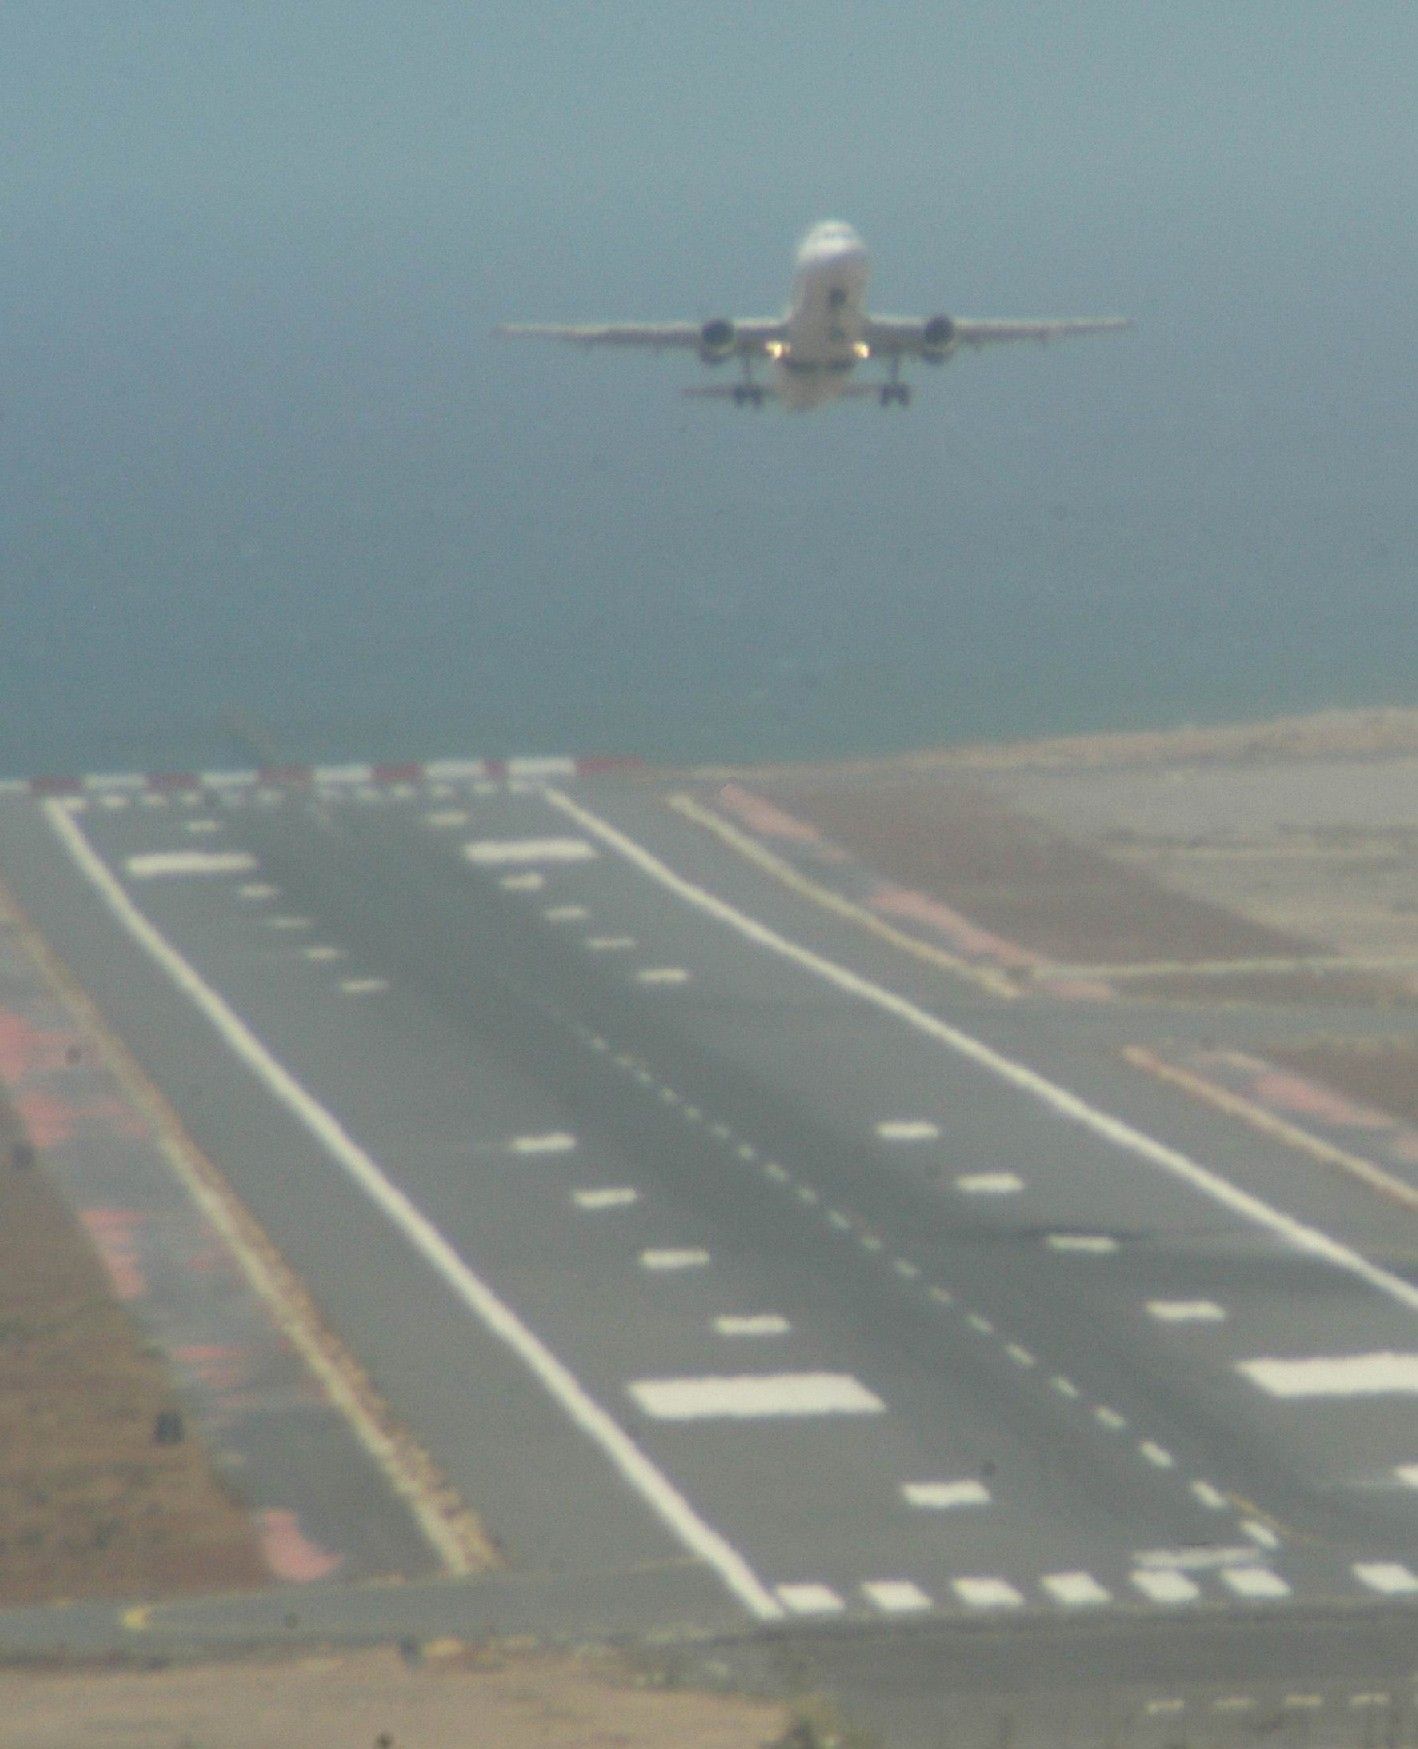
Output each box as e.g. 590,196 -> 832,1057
1214,1696 -> 1256,1713
237,882 -> 279,899
636,966 -> 691,985
630,1373 -> 885,1420
1239,1354 -> 1418,1397
1396,1464 -> 1418,1487
1283,1695 -> 1324,1711
499,871 -> 545,892
1139,1441 -> 1175,1468
967,1313 -> 995,1336
1191,1480 -> 1228,1510
1146,1699 -> 1185,1717
302,945 -> 346,962
1222,1567 -> 1291,1600
1042,1572 -> 1111,1607
125,851 -> 258,878
1148,1300 -> 1228,1322
865,1580 -> 934,1613
425,809 -> 471,828
1046,1234 -> 1119,1254
828,1209 -> 852,1231
659,1087 -> 681,1106
572,1188 -> 639,1210
714,1316 -> 791,1338
266,915 -> 313,931
901,1480 -> 990,1509
929,1285 -> 953,1305
796,1186 -> 820,1207
952,1577 -> 1023,1610
1242,1519 -> 1281,1550
509,1132 -> 577,1156
894,1259 -> 921,1280
639,1249 -> 710,1272
1051,1375 -> 1081,1398
1095,1407 -> 1128,1430
861,1234 -> 884,1253
764,1161 -> 790,1183
339,977 -> 389,995
734,1143 -> 757,1161
681,1105 -> 702,1123
1131,1570 -> 1200,1604
1352,1561 -> 1418,1595
955,1172 -> 1024,1194
776,1583 -> 844,1615
1349,1694 -> 1392,1709
544,904 -> 589,921
140,792 -> 169,808
875,1120 -> 940,1142
1006,1343 -> 1036,1367
586,935 -> 636,951
184,818 -> 221,834
463,837 -> 596,865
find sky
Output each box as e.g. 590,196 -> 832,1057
2,4 -> 1415,773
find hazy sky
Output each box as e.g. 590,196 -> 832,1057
3,4 -> 1414,771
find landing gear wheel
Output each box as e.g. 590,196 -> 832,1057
733,384 -> 766,408
880,382 -> 911,407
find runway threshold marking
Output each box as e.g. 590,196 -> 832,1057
44,800 -> 785,1624
546,786 -> 1418,1320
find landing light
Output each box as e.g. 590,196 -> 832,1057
766,340 -> 786,360
854,342 -> 871,360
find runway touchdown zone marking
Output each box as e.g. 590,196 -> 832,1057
46,801 -> 786,1623
629,1373 -> 885,1420
1239,1354 -> 1418,1397
125,851 -> 257,879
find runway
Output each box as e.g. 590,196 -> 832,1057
0,765 -> 1413,1719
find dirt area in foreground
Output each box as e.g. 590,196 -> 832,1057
0,1645 -> 786,1749
0,1092 -> 266,1604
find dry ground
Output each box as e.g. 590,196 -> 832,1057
0,1644 -> 788,1749
0,1087 -> 267,1604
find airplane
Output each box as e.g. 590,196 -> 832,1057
498,219 -> 1131,410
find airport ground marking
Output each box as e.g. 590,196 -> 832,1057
548,786 -> 1418,1319
668,792 -> 1017,997
44,799 -> 785,1623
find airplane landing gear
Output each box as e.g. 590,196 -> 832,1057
879,382 -> 911,407
733,383 -> 766,407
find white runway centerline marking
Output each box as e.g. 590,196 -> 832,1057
629,1373 -> 885,1420
499,871 -> 545,892
639,1248 -> 710,1271
1148,1300 -> 1227,1322
184,818 -> 221,834
463,837 -> 597,865
952,1577 -> 1023,1610
508,1132 -> 577,1156
865,1580 -> 933,1613
955,1172 -> 1024,1194
1222,1567 -> 1291,1600
1042,1572 -> 1111,1607
301,945 -> 346,962
543,787 -> 1418,1322
424,809 -> 470,828
636,966 -> 691,985
586,935 -> 636,951
572,1188 -> 638,1210
714,1315 -> 791,1337
1240,1354 -> 1418,1397
339,977 -> 389,995
237,882 -> 279,899
1131,1570 -> 1200,1604
1046,1234 -> 1119,1254
901,1480 -> 990,1509
875,1120 -> 940,1142
125,851 -> 258,879
266,915 -> 312,931
544,904 -> 589,922
1396,1464 -> 1418,1487
1353,1561 -> 1418,1595
776,1583 -> 844,1615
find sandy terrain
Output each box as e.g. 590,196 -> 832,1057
0,1644 -> 788,1749
0,1088 -> 266,1605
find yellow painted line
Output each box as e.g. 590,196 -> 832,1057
121,1604 -> 153,1632
1125,1047 -> 1418,1216
668,793 -> 1018,999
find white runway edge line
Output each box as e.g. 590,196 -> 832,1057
44,800 -> 785,1624
543,788 -> 1418,1321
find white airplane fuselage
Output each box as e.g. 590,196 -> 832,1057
774,220 -> 871,409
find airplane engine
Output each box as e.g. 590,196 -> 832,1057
698,318 -> 737,363
921,314 -> 957,362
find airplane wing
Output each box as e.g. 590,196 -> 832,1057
864,314 -> 1132,355
497,318 -> 787,355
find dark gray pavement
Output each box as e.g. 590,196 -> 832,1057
0,773 -> 1413,1737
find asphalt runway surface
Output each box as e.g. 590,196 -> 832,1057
0,770 -> 1413,1736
